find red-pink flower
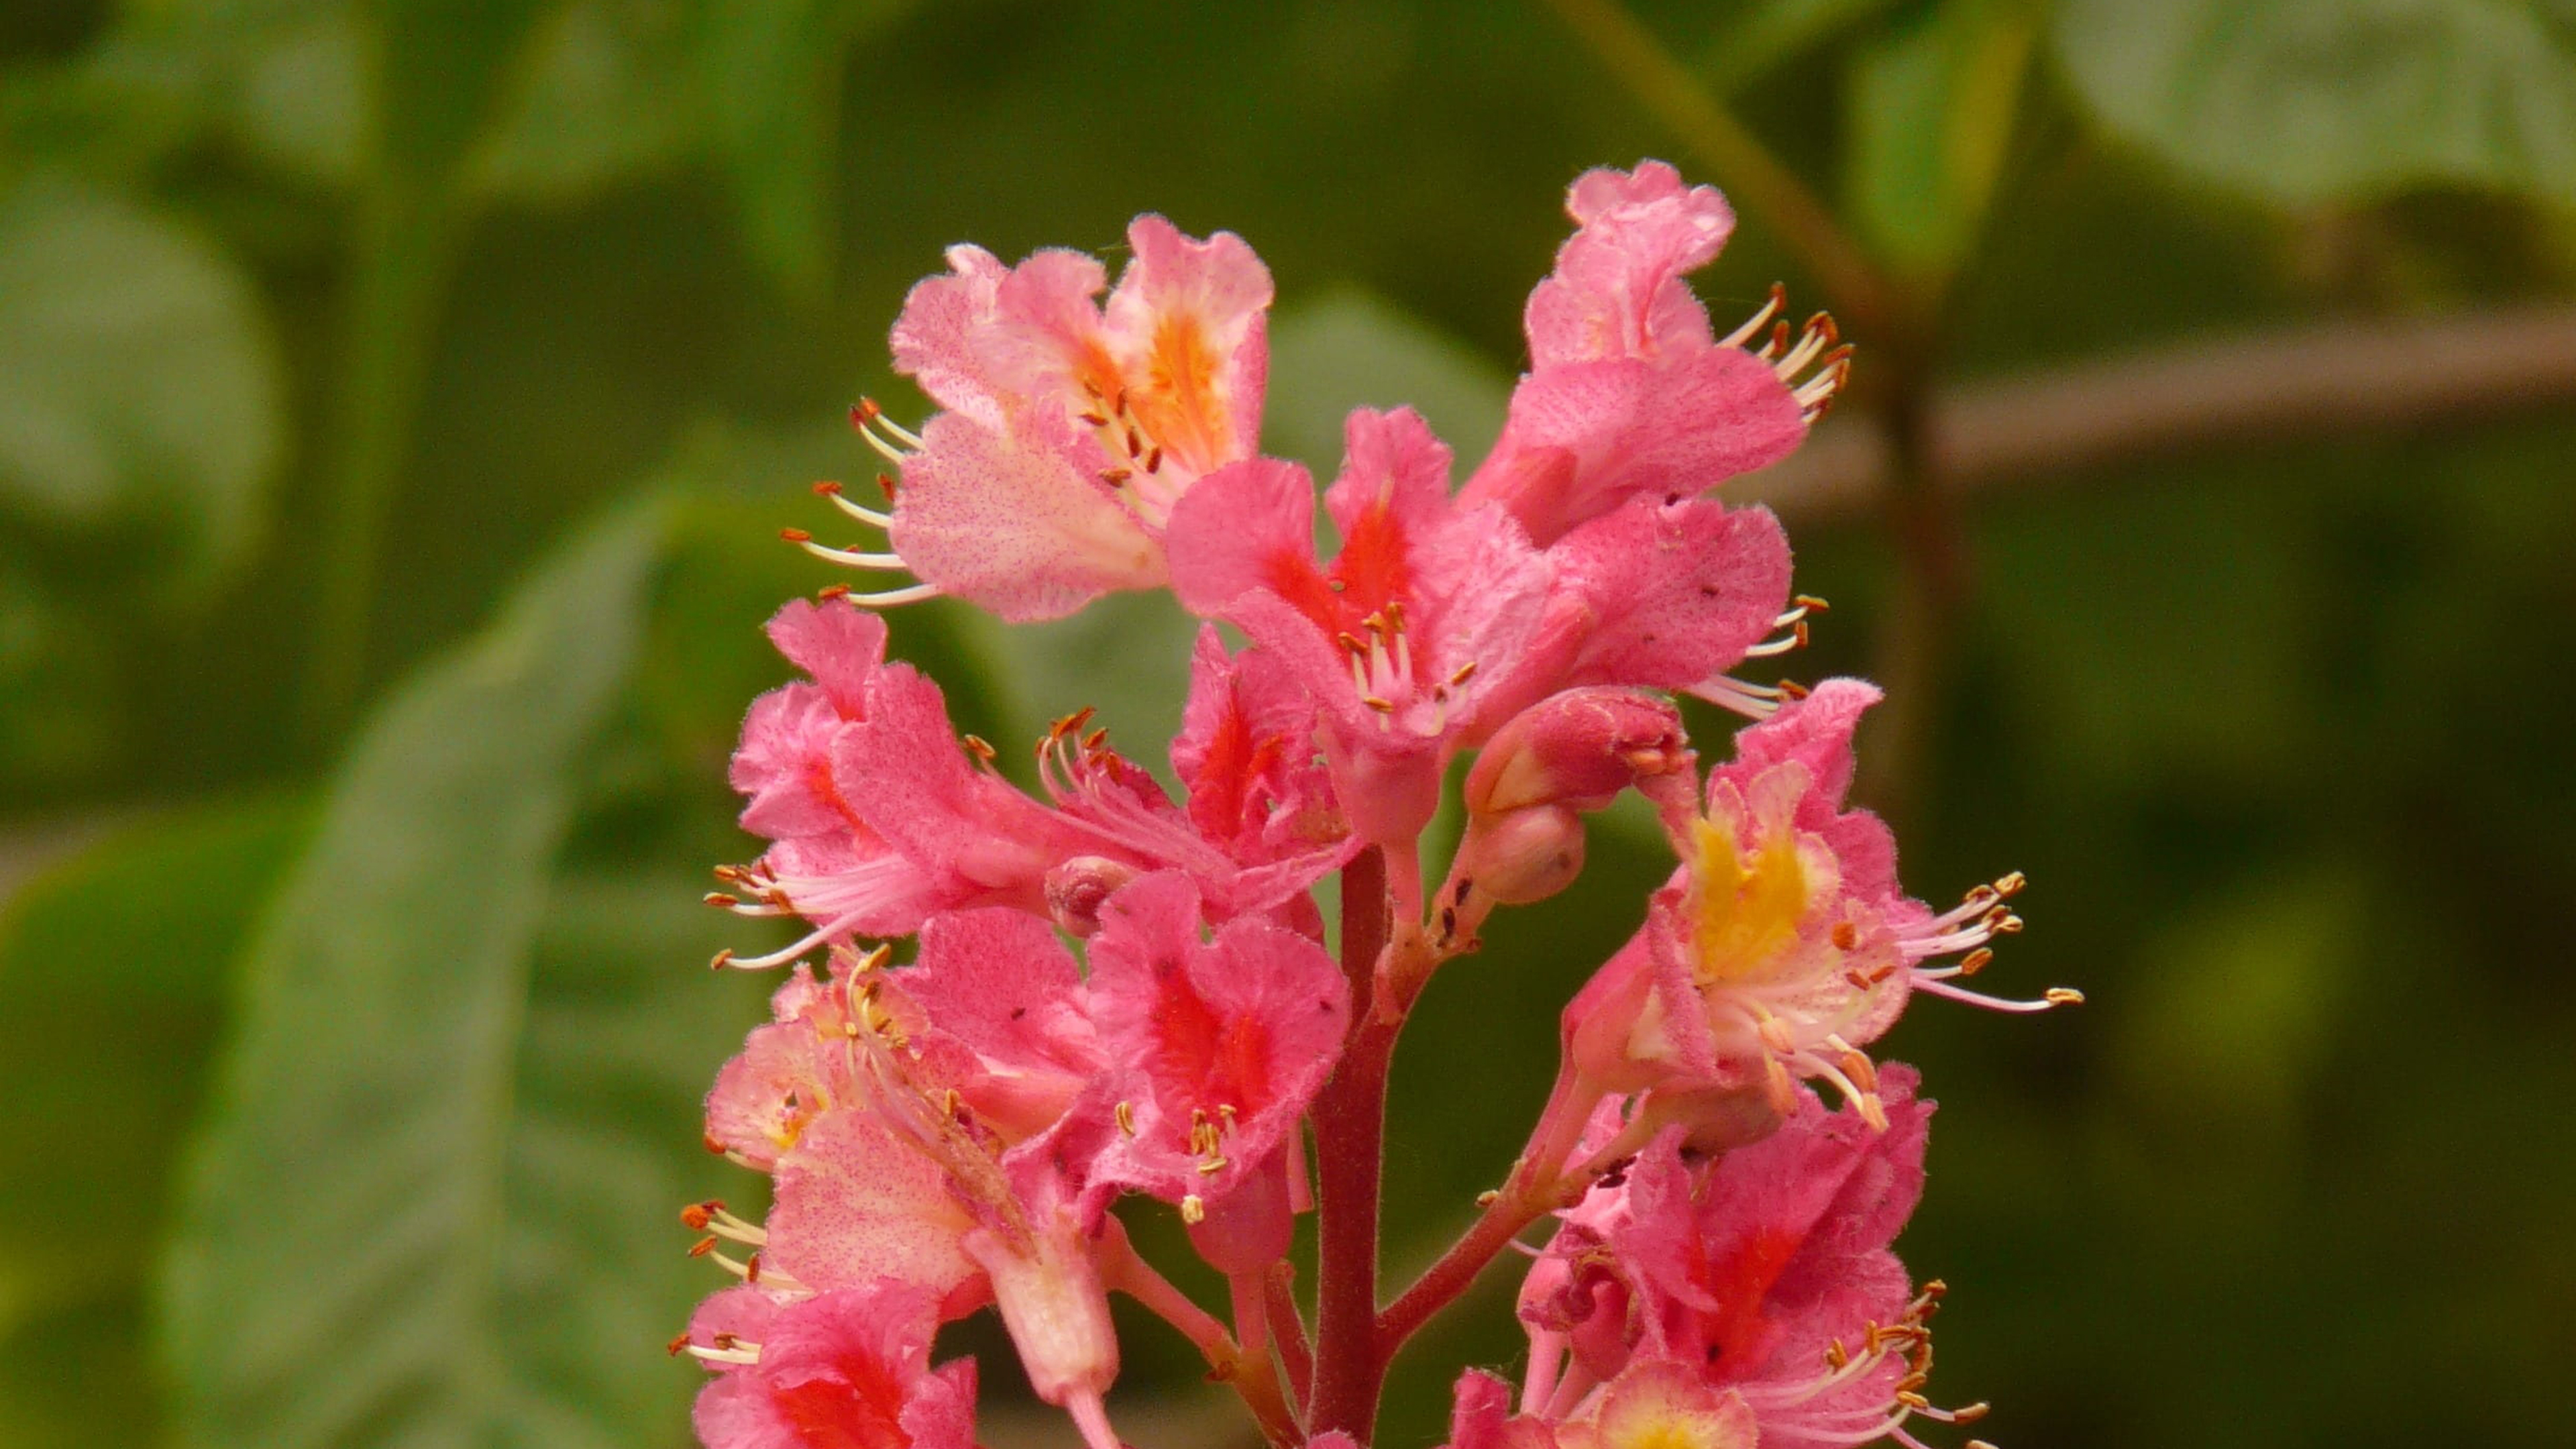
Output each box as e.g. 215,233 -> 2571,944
682,1283 -> 977,1449
1519,1069 -> 1981,1449
1085,872 -> 1348,1253
1167,407 -> 1554,848
813,217 -> 1273,620
718,596 -> 1351,966
1460,162 -> 1841,550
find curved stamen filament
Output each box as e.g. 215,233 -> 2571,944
1719,283 -> 1788,350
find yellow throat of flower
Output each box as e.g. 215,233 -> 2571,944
1689,812 -> 1809,984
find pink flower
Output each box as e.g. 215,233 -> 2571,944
717,597 -> 1352,966
810,217 -> 1273,620
1519,1070 -> 1982,1449
702,962 -> 867,1170
1167,407 -> 1555,847
1460,162 -> 1842,549
682,1284 -> 977,1449
1445,1360 -> 1758,1449
1565,682 -> 2058,1122
1085,872 -> 1348,1251
737,951 -> 1127,1448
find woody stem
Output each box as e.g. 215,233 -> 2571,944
1309,846 -> 1394,1441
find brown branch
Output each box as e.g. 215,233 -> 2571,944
1739,303 -> 2576,524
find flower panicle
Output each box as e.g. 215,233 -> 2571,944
676,161 -> 2067,1449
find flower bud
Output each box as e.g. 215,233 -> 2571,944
1452,804 -> 1587,908
1466,688 -> 1693,819
1044,855 -> 1138,937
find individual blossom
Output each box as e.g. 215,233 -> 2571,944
679,1283 -> 978,1449
1441,688 -> 1699,944
713,596 -> 1350,967
691,941 -> 1129,1449
1518,1069 -> 1989,1449
1166,406 -> 1556,855
792,217 -> 1274,620
1084,871 -> 1348,1267
1446,1361 -> 1760,1449
1460,161 -> 1845,550
1566,681 -> 2072,1126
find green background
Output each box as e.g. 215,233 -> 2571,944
3,1 -> 2572,1446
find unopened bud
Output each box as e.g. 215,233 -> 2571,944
1045,855 -> 1138,938
1467,688 -> 1693,818
1452,804 -> 1587,908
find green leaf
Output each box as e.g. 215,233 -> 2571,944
489,876 -> 771,1447
157,500 -> 667,1449
1843,0 -> 2040,278
0,177 -> 285,588
1265,286 -> 1509,482
0,794 -> 311,1449
693,0 -> 917,299
2055,0 -> 2576,209
472,0 -> 698,203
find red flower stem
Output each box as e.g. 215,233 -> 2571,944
1309,847 -> 1394,1441
1104,1225 -> 1301,1446
1377,1063 -> 1604,1353
1265,1260 -> 1314,1407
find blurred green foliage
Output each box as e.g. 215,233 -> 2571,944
1,1 -> 2571,1448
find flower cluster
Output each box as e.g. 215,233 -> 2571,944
673,161 -> 2071,1449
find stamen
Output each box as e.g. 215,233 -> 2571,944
835,582 -> 943,608
792,538 -> 910,570
814,480 -> 894,528
1719,283 -> 1788,349
855,398 -> 924,450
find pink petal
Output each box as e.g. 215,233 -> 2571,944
731,682 -> 861,841
904,907 -> 1106,1138
1085,872 -> 1348,1201
1463,350 -> 1807,549
1529,162 -> 1736,368
766,1110 -> 982,1301
1553,496 -> 1793,692
1163,455 -> 1323,617
763,596 -> 889,717
837,663 -> 1081,906
891,410 -> 1162,621
1105,215 -> 1275,479
890,244 -> 1012,426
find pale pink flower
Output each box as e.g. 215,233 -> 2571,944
806,217 -> 1273,620
739,953 -> 1128,1449
1460,162 -> 1843,549
1565,682 -> 2065,1123
682,1283 -> 977,1449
